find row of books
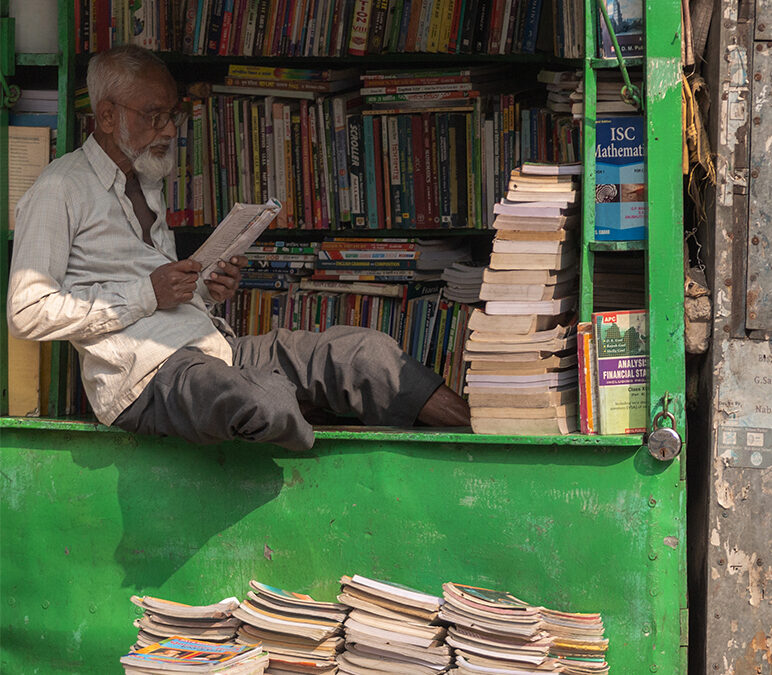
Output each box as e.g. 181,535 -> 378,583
212,281 -> 474,394
122,575 -> 609,673
466,163 -> 580,435
74,0 -> 590,58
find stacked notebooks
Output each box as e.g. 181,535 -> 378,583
439,582 -> 609,674
233,580 -> 347,673
465,163 -> 580,435
337,574 -> 453,674
121,637 -> 268,674
129,595 -> 241,650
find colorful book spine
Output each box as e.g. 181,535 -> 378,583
593,310 -> 648,435
577,321 -> 599,434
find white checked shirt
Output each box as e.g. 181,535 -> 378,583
7,134 -> 234,424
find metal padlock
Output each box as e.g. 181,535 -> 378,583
647,411 -> 682,461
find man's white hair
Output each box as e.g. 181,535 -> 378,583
87,45 -> 169,110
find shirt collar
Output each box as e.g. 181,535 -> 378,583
82,134 -> 165,192
83,134 -> 123,192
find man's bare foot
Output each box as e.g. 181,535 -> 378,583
417,384 -> 471,426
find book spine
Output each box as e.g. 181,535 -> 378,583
299,100 -> 314,228
577,322 -> 599,434
436,112 -> 451,226
307,101 -> 324,228
254,0 -> 270,52
368,116 -> 386,229
249,102 -> 262,202
332,96 -> 352,224
205,0 -> 224,53
410,114 -> 427,228
290,106 -> 305,228
362,114 -> 380,228
386,115 -> 403,227
348,114 -> 367,228
472,0 -> 491,53
316,99 -> 334,229
283,103 -> 295,227
348,0 -> 373,55
217,0 -> 235,53
367,0 -> 390,53
397,116 -> 411,224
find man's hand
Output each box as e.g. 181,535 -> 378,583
204,255 -> 246,303
150,259 -> 202,309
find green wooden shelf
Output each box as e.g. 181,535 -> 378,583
0,416 -> 643,447
15,52 -> 59,66
590,57 -> 644,69
589,240 -> 647,251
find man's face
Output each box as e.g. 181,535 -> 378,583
111,67 -> 179,180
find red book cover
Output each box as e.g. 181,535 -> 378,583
489,0 -> 507,53
95,0 -> 110,52
404,0 -> 425,52
411,114 -> 427,228
307,101 -> 324,228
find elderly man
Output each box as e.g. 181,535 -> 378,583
7,45 -> 470,451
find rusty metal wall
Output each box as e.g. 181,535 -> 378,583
701,0 -> 772,672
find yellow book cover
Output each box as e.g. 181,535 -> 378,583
593,310 -> 648,434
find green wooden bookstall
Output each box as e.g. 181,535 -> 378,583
0,0 -> 687,672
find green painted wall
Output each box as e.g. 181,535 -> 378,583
1,427 -> 685,673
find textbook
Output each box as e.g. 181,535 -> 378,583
595,116 -> 646,241
190,200 -> 281,278
593,309 -> 648,434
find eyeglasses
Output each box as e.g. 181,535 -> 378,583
111,101 -> 188,130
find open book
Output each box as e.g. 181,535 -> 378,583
190,200 -> 282,278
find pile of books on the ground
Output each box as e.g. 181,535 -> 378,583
233,579 -> 347,674
441,262 -> 485,303
129,596 -> 241,650
121,636 -> 268,674
241,241 -> 319,290
312,237 -> 470,282
465,162 -> 580,435
440,582 -> 609,675
360,66 -> 509,111
337,574 -> 453,674
215,64 -> 361,100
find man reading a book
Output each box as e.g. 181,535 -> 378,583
7,45 -> 469,450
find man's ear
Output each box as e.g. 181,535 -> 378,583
95,99 -> 117,134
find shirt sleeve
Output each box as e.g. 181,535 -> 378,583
7,172 -> 158,342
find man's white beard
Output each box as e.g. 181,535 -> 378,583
117,110 -> 176,181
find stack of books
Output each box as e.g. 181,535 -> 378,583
360,66 -> 509,111
337,574 -> 453,674
215,65 -> 361,100
312,238 -> 470,282
538,69 -> 581,115
439,583 -> 609,675
441,262 -> 485,304
241,241 -> 319,290
120,636 -> 269,674
233,580 -> 348,674
439,582 -> 555,673
129,596 -> 241,650
569,72 -> 642,119
465,163 -> 581,435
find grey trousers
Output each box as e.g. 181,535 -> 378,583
113,326 -> 443,451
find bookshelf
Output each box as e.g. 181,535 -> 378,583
0,0 -> 684,441
0,1 -> 687,673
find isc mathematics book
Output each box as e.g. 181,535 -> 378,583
595,116 -> 646,241
593,309 -> 648,434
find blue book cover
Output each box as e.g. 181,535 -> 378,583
597,0 -> 644,58
595,115 -> 646,241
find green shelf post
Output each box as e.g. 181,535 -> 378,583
0,0 -> 13,416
